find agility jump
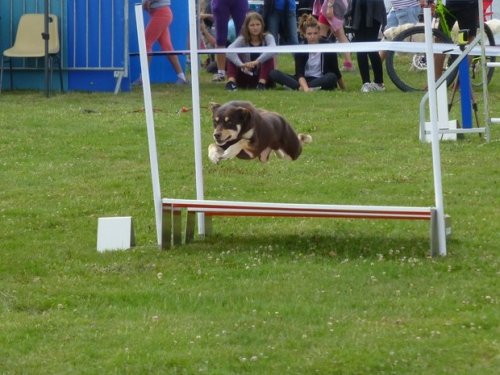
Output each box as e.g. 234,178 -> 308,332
134,3 -> 488,256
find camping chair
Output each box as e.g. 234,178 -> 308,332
0,13 -> 63,93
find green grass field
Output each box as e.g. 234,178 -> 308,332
0,59 -> 499,374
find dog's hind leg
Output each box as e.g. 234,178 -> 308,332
259,147 -> 273,162
274,149 -> 293,160
274,149 -> 285,159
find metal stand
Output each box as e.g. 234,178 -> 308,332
419,34 -> 488,140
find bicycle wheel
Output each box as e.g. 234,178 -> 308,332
469,23 -> 496,87
386,26 -> 454,92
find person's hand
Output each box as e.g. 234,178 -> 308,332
241,66 -> 254,76
200,13 -> 213,21
244,61 -> 259,70
326,2 -> 334,18
422,0 -> 435,15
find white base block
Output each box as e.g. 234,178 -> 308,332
422,120 -> 458,142
422,82 -> 457,142
97,216 -> 135,252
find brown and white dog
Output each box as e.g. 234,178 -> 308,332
208,101 -> 312,164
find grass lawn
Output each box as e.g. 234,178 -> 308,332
0,56 -> 499,374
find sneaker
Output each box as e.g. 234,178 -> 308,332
212,73 -> 226,82
371,82 -> 386,92
132,76 -> 142,87
225,81 -> 237,91
309,86 -> 322,92
360,82 -> 372,92
175,77 -> 188,85
256,82 -> 266,90
342,61 -> 356,72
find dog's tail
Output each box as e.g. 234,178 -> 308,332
298,133 -> 312,145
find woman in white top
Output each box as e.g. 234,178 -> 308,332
225,12 -> 277,91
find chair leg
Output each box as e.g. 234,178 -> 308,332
9,58 -> 13,90
49,56 -> 53,96
0,56 -> 4,94
49,55 -> 64,93
57,55 -> 63,92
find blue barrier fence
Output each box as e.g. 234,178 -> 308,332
0,0 -> 188,92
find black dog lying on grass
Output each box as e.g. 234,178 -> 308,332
208,101 -> 312,164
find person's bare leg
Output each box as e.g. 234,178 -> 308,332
167,55 -> 183,74
332,28 -> 353,69
208,47 -> 226,81
319,23 -> 329,38
215,52 -> 226,79
434,54 -> 446,80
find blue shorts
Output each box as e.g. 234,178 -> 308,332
386,5 -> 422,29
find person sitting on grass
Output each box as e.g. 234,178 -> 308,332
269,13 -> 345,92
224,12 -> 277,91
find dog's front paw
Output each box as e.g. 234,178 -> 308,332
208,143 -> 223,164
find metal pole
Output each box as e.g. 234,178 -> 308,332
135,4 -> 163,247
187,0 -> 206,236
477,0 -> 491,141
44,0 -> 49,97
423,8 -> 447,256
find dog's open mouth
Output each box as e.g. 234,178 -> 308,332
214,134 -> 231,145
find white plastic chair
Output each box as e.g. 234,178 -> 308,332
0,13 -> 63,93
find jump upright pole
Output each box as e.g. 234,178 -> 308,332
423,7 -> 447,255
187,0 -> 206,236
135,5 -> 163,247
458,43 -> 473,129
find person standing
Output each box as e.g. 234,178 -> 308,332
386,0 -> 423,29
380,0 -> 423,61
135,0 -> 187,85
346,0 -> 387,92
211,0 -> 249,82
433,0 -> 479,79
199,0 -> 237,73
225,12 -> 277,91
314,0 -> 355,72
262,0 -> 299,45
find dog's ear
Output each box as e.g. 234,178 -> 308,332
236,107 -> 252,122
209,102 -> 220,114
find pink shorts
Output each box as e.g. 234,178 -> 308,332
316,0 -> 347,33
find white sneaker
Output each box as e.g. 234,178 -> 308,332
360,82 -> 372,92
132,76 -> 142,87
211,73 -> 226,82
175,77 -> 188,85
371,83 -> 386,92
361,82 -> 386,92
